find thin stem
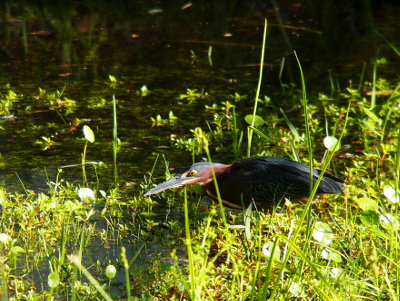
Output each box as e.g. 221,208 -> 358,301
247,19 -> 268,157
82,141 -> 88,186
112,95 -> 119,186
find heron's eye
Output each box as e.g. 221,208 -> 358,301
188,170 -> 197,176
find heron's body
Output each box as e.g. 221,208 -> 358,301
144,156 -> 345,210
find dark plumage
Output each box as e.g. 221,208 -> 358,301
144,156 -> 345,210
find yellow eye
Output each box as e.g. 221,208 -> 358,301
188,170 -> 197,176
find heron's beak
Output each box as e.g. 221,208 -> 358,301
143,174 -> 197,196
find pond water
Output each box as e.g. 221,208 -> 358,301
0,0 -> 399,296
1,0 -> 398,192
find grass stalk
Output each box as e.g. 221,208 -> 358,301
0,257 -> 7,301
14,172 -> 28,195
260,237 -> 280,300
375,30 -> 400,56
293,50 -> 314,255
380,84 -> 400,144
112,95 -> 119,186
249,223 -> 263,301
121,247 -> 131,300
232,106 -> 238,161
247,19 -> 267,157
202,136 -> 227,226
82,141 -> 89,186
78,226 -> 86,277
370,58 -> 378,109
293,50 -> 313,192
183,187 -> 196,299
358,62 -> 366,91
71,261 -> 78,301
128,243 -> 146,267
396,126 -> 400,192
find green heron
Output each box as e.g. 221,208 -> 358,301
144,156 -> 345,209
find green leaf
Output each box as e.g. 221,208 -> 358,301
140,212 -> 158,217
244,114 -> 264,127
279,108 -> 302,142
360,210 -> 379,226
361,105 -> 380,123
48,272 -> 60,288
356,198 -> 379,212
323,136 -> 340,152
248,126 -> 274,142
11,246 -> 26,255
83,125 -> 95,143
160,263 -> 174,271
361,119 -> 382,136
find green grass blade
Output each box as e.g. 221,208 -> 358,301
112,95 -> 119,186
71,255 -> 114,301
278,234 -> 340,300
247,19 -> 268,157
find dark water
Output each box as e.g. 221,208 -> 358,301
0,0 -> 399,190
0,1 -> 396,191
